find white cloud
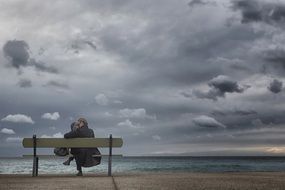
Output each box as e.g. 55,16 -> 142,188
152,135 -> 161,141
41,132 -> 63,138
266,147 -> 285,154
49,126 -> 56,130
95,93 -> 109,106
119,108 -> 156,119
41,112 -> 60,120
53,132 -> 64,138
104,112 -> 113,117
1,114 -> 34,124
118,119 -> 140,129
1,128 -> 15,135
40,134 -> 52,138
193,115 -> 226,128
6,137 -> 23,143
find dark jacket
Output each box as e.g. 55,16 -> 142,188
64,125 -> 101,167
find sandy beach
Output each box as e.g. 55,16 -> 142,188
1,172 -> 285,190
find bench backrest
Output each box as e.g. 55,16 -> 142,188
22,138 -> 123,148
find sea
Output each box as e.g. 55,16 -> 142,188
1,156 -> 285,174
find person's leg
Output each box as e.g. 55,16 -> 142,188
63,156 -> 74,165
75,156 -> 83,176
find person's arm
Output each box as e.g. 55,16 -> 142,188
91,129 -> 95,138
64,130 -> 79,138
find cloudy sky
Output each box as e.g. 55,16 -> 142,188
1,0 -> 285,156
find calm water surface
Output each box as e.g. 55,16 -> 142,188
1,156 -> 285,174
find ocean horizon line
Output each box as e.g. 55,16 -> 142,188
2,155 -> 285,159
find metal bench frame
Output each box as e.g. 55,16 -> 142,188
25,134 -> 118,177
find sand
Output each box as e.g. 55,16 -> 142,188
1,172 -> 285,190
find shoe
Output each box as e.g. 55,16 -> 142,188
63,160 -> 70,166
76,171 -> 83,176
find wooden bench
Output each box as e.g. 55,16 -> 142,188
22,134 -> 123,177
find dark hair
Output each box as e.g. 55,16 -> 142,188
78,118 -> 88,127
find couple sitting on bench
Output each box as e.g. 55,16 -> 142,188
63,118 -> 101,176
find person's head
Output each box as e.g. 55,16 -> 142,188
71,121 -> 80,131
78,118 -> 88,128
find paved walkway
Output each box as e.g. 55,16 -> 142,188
2,172 -> 285,190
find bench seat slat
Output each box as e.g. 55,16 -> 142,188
22,154 -> 123,158
22,138 -> 123,148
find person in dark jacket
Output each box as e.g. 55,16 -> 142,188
64,118 -> 101,176
62,121 -> 79,166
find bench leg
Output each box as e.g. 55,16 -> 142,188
108,134 -> 113,176
36,156 -> 39,176
32,156 -> 39,177
32,157 -> 36,177
32,134 -> 38,177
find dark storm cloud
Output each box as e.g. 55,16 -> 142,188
209,75 -> 244,93
139,109 -> 285,147
3,40 -> 29,68
212,108 -> 257,116
95,1 -> 263,90
154,106 -> 285,146
180,91 -> 192,98
188,0 -> 208,7
213,107 -> 285,131
69,39 -> 96,54
2,0 -> 285,156
265,49 -> 285,66
193,88 -> 223,101
263,48 -> 285,74
188,0 -> 217,8
43,81 -> 70,90
2,40 -> 58,74
232,1 -> 285,75
192,75 -> 247,101
85,41 -> 97,50
17,79 -> 32,88
268,79 -> 283,94
29,59 -> 58,74
233,0 -> 285,24
231,109 -> 257,116
192,115 -> 226,128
